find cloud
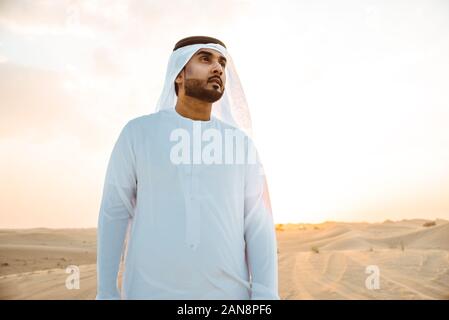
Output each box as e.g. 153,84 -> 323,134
0,0 -> 249,40
0,62 -> 117,150
0,63 -> 71,135
0,0 -> 125,36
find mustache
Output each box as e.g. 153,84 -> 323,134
208,76 -> 222,86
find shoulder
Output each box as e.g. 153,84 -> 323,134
125,111 -> 166,130
212,118 -> 261,166
214,117 -> 253,142
121,109 -> 174,138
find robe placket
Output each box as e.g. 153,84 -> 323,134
185,163 -> 200,250
175,118 -> 202,251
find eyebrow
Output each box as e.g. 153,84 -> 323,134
195,50 -> 227,64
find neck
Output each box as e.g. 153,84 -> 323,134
175,94 -> 212,121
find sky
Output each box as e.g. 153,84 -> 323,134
0,0 -> 448,228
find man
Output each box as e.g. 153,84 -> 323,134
96,36 -> 279,300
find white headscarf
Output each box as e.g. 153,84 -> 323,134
155,43 -> 253,136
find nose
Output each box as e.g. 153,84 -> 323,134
211,61 -> 224,76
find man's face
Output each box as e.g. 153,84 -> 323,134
176,48 -> 227,103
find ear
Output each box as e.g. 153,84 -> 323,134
175,69 -> 184,85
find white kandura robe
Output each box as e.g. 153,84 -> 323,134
96,107 -> 279,300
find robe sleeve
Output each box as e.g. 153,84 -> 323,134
244,141 -> 280,300
96,122 -> 137,300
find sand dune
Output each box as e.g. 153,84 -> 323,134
1,219 -> 448,299
0,228 -> 97,299
383,222 -> 449,250
0,265 -> 97,299
278,219 -> 449,299
0,229 -> 96,277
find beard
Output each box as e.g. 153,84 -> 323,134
184,78 -> 224,103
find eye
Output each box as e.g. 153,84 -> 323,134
201,56 -> 209,62
220,61 -> 226,68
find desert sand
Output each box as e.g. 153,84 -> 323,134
1,219 -> 448,299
